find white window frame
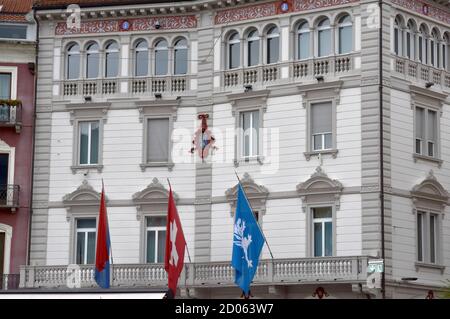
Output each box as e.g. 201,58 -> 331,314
104,41 -> 120,78
65,42 -> 81,80
75,218 -> 97,265
317,18 -> 332,58
154,39 -> 169,76
246,29 -> 260,67
414,105 -> 439,159
415,210 -> 441,265
337,15 -> 353,55
240,110 -> 260,160
0,66 -> 17,100
145,216 -> 166,264
265,26 -> 280,64
85,42 -> 100,79
297,21 -> 311,61
0,223 -> 12,275
312,206 -> 333,257
134,39 -> 149,77
305,204 -> 337,257
0,139 -> 15,208
228,32 -> 241,70
173,38 -> 188,75
78,120 -> 100,166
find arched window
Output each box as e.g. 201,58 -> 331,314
174,38 -> 188,75
86,42 -> 99,79
228,32 -> 240,69
154,39 -> 168,76
297,21 -> 310,60
266,26 -> 279,64
444,34 -> 449,71
405,21 -> 415,60
317,18 -> 331,57
338,15 -> 352,54
246,30 -> 259,66
105,41 -> 119,78
66,43 -> 80,80
431,29 -> 439,67
394,17 -> 403,56
418,25 -> 428,64
135,40 -> 148,77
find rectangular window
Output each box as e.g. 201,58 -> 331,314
415,107 -> 438,158
0,73 -> 11,100
418,36 -> 423,62
0,154 -> 9,206
146,216 -> 166,263
318,29 -> 331,57
417,212 -> 423,262
394,28 -> 399,55
76,219 -> 96,265
229,43 -> 240,69
298,33 -> 310,60
339,26 -> 352,54
79,121 -> 100,165
147,118 -> 170,163
312,207 -> 333,257
267,37 -> 279,64
240,110 -> 259,158
427,110 -> 437,157
430,214 -> 436,264
0,24 -> 27,40
415,107 -> 424,155
406,33 -> 411,59
248,40 -> 259,66
311,102 -> 332,151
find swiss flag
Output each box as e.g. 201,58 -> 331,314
164,186 -> 186,297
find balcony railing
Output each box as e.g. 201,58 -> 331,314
223,64 -> 281,88
393,56 -> 450,90
61,75 -> 191,97
19,256 -> 370,289
0,101 -> 22,133
292,54 -> 355,79
0,274 -> 20,290
0,184 -> 20,210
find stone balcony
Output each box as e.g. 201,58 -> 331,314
393,55 -> 450,91
19,256 -> 371,290
0,101 -> 22,133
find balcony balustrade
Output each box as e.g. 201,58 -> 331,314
0,101 -> 22,133
0,274 -> 20,290
19,256 -> 370,289
0,184 -> 20,210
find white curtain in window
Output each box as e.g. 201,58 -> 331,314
311,102 -> 332,134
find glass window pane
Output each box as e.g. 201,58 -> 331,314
87,232 -> 96,264
147,216 -> 166,227
147,118 -> 170,162
79,122 -> 90,165
230,42 -> 240,69
406,33 -> 411,58
0,25 -> 27,39
430,215 -> 436,263
90,121 -> 99,164
136,50 -> 148,76
415,139 -> 422,154
267,37 -> 279,64
339,26 -> 352,54
0,73 -> 11,99
324,133 -> 332,149
427,110 -> 437,142
86,52 -> 99,78
325,222 -> 333,256
252,111 -> 259,156
248,40 -> 259,66
77,219 -> 96,228
157,231 -> 166,263
313,207 -> 332,219
76,232 -> 85,264
106,52 -> 119,78
418,37 -> 423,62
417,213 -> 423,261
428,142 -> 434,157
155,50 -> 168,75
67,53 -> 80,80
311,102 -> 332,134
298,32 -> 310,60
174,48 -> 188,75
146,231 -> 156,263
319,29 -> 331,57
314,223 -> 323,257
313,135 -> 322,151
431,41 -> 435,65
394,29 -> 399,55
415,107 -> 425,140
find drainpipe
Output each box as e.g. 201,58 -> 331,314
378,0 -> 386,299
26,7 -> 39,267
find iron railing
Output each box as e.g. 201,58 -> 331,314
0,102 -> 22,133
0,184 -> 20,208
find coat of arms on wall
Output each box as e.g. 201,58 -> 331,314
190,114 -> 217,161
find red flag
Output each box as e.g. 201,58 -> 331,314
95,183 -> 111,288
164,186 -> 186,297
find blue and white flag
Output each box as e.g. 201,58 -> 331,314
231,184 -> 264,295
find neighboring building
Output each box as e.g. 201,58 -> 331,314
0,0 -> 37,290
23,0 -> 450,299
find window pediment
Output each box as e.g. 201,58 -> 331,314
297,167 -> 343,212
412,170 -> 449,209
63,180 -> 105,205
225,173 -> 269,216
133,178 -> 178,220
227,90 -> 269,116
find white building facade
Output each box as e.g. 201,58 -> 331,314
22,0 -> 450,299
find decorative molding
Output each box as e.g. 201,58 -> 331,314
297,81 -> 342,108
225,173 -> 269,216
132,178 -> 178,221
136,100 -> 179,123
391,0 -> 450,25
55,15 -> 197,35
296,166 -> 343,212
214,0 -> 359,24
66,102 -> 110,125
411,170 -> 449,210
62,180 -> 104,221
227,90 -> 269,116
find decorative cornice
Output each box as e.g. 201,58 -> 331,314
132,177 -> 178,203
225,173 -> 269,216
411,170 -> 449,207
409,84 -> 448,103
391,0 -> 450,25
62,180 -> 105,208
55,15 -> 197,35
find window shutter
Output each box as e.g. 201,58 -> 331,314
427,110 -> 437,142
147,118 -> 169,162
311,102 -> 332,134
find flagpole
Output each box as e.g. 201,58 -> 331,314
167,178 -> 192,264
102,179 -> 114,279
234,171 -> 274,260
